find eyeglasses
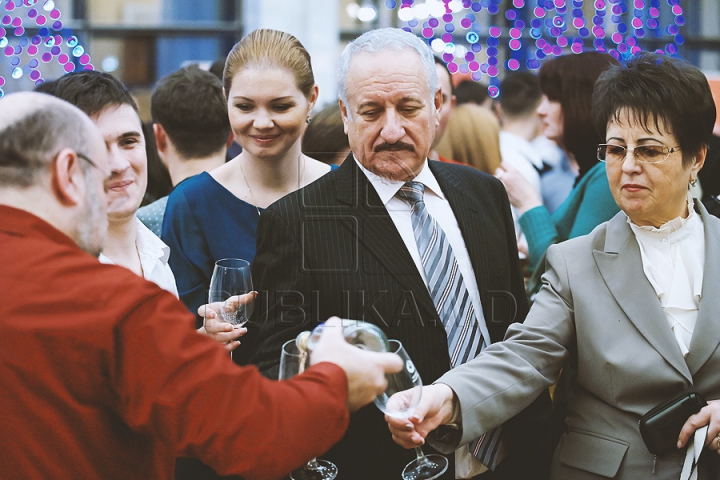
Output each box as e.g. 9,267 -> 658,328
597,143 -> 681,165
76,152 -> 103,174
76,151 -> 111,181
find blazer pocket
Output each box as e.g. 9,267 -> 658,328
558,430 -> 629,478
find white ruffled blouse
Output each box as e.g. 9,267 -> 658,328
628,195 -> 705,357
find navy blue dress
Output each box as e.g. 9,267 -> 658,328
163,165 -> 338,331
162,171 -> 261,328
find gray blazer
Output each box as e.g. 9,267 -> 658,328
431,204 -> 720,479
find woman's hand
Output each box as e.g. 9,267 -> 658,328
196,292 -> 257,352
677,400 -> 720,452
517,236 -> 529,258
495,162 -> 543,215
386,383 -> 458,448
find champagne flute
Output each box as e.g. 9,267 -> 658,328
279,339 -> 338,480
375,340 -> 448,480
208,258 -> 254,357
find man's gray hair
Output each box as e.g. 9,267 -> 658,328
0,103 -> 89,188
337,28 -> 439,106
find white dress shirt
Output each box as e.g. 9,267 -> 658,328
499,131 -> 544,253
100,218 -> 179,298
354,158 -> 490,347
628,194 -> 705,357
499,131 -> 543,196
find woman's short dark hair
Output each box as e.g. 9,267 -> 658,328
592,53 -> 716,168
539,52 -> 620,177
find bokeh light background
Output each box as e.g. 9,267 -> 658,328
0,0 -> 92,97
385,0 -> 685,97
1,0 -> 686,99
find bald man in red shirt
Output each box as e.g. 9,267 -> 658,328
0,92 -> 401,480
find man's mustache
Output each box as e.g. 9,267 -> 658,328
374,142 -> 414,153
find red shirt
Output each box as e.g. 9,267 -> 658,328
0,206 -> 349,480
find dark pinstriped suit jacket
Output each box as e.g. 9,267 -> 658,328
244,157 -> 551,480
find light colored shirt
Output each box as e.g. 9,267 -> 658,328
100,218 -> 179,298
137,195 -> 168,238
499,131 -> 543,196
629,195 -> 705,357
532,135 -> 576,214
499,131 -> 544,253
354,158 -> 491,349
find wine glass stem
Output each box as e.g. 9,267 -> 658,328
415,447 -> 433,467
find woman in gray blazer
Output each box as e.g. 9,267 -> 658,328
387,53 -> 720,479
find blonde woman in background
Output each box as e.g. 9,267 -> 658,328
435,103 -> 503,174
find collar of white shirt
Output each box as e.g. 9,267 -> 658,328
135,218 -> 171,266
99,217 -> 178,296
353,156 -> 446,205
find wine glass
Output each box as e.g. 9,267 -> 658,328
208,258 -> 254,358
279,339 -> 338,480
208,258 -> 254,326
374,340 -> 448,480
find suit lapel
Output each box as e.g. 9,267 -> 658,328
593,212 -> 692,382
334,158 -> 438,320
686,204 -> 720,376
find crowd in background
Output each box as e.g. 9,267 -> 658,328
2,23 -> 720,480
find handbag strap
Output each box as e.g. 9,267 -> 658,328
680,424 -> 707,480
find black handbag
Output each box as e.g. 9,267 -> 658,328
639,390 -> 707,456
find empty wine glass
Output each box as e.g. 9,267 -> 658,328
208,258 -> 254,327
375,340 -> 448,480
279,339 -> 338,480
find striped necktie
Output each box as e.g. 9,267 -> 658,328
396,181 -> 506,470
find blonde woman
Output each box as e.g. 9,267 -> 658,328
435,103 -> 503,174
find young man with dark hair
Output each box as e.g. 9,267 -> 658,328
137,65 -> 231,235
496,72 -> 545,198
50,70 -> 178,295
454,79 -> 492,108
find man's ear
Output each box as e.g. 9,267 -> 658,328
339,97 -> 350,135
153,123 -> 168,154
493,102 -> 504,123
226,131 -> 235,149
51,148 -> 85,207
433,88 -> 443,121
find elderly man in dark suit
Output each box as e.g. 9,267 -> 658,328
244,27 -> 550,480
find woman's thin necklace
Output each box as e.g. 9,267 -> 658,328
238,155 -> 306,217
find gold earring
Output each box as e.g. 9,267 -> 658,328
690,177 -> 698,187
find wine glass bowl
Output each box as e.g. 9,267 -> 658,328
208,258 -> 253,327
374,341 -> 422,418
279,340 -> 339,480
375,340 -> 448,480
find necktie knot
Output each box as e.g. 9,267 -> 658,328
397,181 -> 425,206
